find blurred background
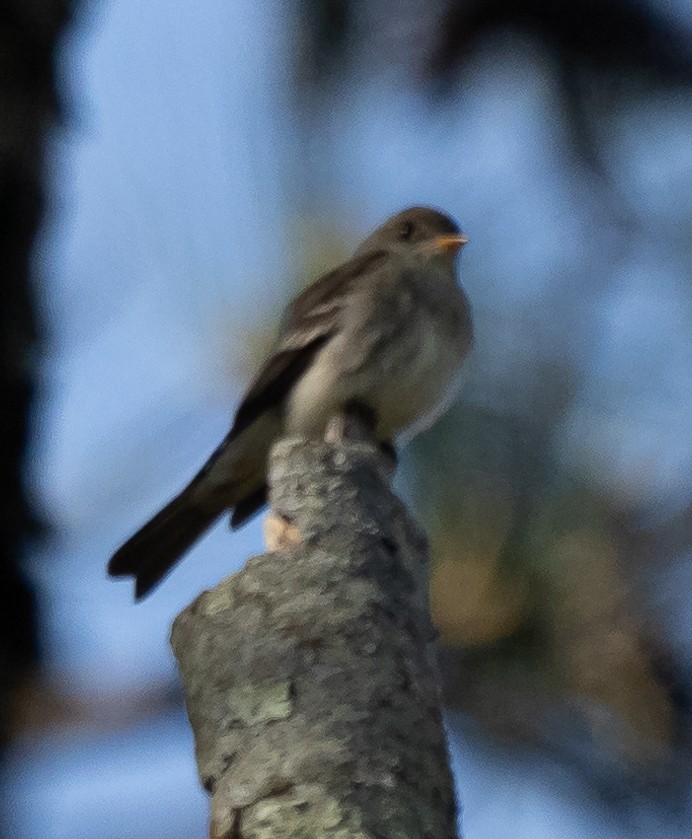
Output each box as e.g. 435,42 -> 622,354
2,0 -> 692,836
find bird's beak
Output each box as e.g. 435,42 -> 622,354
433,233 -> 469,254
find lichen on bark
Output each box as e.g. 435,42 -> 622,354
171,418 -> 460,839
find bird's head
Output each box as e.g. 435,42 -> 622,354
354,206 -> 468,265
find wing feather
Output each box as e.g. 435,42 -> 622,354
228,248 -> 387,439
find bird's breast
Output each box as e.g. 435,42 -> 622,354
285,277 -> 471,442
369,308 -> 468,440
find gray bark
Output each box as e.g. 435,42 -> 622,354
170,418 -> 460,839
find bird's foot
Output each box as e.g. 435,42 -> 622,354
342,399 -> 378,434
326,401 -> 378,444
379,440 -> 398,468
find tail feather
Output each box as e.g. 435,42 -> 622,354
108,490 -> 224,599
109,412 -> 280,599
230,484 -> 268,529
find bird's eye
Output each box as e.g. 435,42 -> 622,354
399,221 -> 414,241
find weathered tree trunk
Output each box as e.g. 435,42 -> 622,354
171,418 -> 460,839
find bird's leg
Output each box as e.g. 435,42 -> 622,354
342,399 -> 378,435
379,440 -> 397,468
327,401 -> 398,473
341,400 -> 397,466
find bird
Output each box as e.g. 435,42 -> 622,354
108,206 -> 473,599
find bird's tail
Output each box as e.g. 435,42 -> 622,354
107,489 -> 225,600
109,411 -> 280,599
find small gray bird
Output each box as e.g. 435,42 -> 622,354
108,206 -> 473,598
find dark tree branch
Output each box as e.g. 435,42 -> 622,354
0,0 -> 73,744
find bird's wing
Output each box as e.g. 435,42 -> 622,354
228,248 -> 388,439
